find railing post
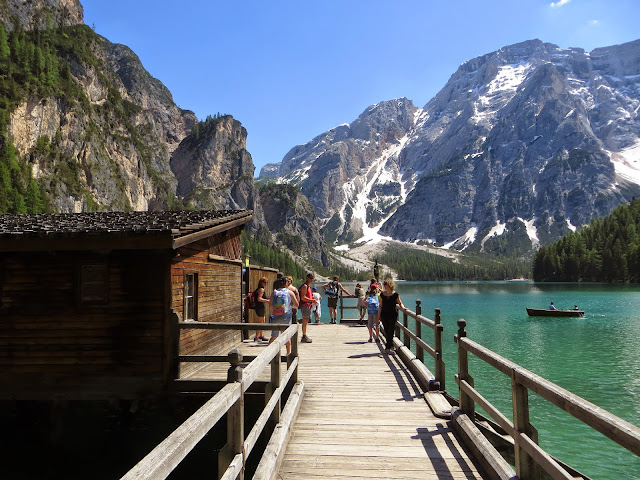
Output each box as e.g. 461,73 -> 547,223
454,319 -> 474,420
512,374 -> 541,480
339,291 -> 343,323
289,325 -> 299,384
434,308 -> 445,391
267,346 -> 281,427
415,300 -> 423,364
219,349 -> 244,480
403,308 -> 410,349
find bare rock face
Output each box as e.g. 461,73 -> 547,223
1,0 -> 83,31
171,116 -> 264,227
259,183 -> 328,267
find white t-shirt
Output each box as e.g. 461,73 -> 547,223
312,292 -> 321,314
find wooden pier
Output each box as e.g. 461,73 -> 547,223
276,322 -> 483,479
120,303 -> 640,480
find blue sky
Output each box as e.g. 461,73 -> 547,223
81,0 -> 640,176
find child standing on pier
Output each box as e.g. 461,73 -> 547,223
365,286 -> 380,343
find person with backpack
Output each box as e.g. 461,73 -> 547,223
321,275 -> 352,324
268,277 -> 299,354
365,287 -> 381,343
253,277 -> 269,341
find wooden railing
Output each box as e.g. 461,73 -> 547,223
374,302 -> 446,393
338,291 -> 359,322
121,322 -> 302,480
395,302 -> 446,390
454,318 -> 640,480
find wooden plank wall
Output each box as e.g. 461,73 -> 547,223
0,250 -> 167,400
173,227 -> 244,378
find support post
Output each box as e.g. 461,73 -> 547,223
403,309 -> 410,348
512,375 -> 541,480
219,349 -> 244,480
415,300 -> 423,364
454,319 -> 474,420
289,327 -> 299,384
267,347 -> 282,427
434,308 -> 445,391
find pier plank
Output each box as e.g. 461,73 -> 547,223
276,323 -> 485,479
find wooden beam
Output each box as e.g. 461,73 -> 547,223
172,214 -> 252,249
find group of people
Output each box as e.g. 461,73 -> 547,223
249,272 -> 404,355
250,273 -> 317,353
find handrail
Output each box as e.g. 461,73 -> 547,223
338,290 -> 359,322
121,322 -> 299,480
397,302 -> 446,390
376,301 -> 445,391
454,318 -> 640,480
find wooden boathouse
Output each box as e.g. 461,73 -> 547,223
0,209 -> 252,401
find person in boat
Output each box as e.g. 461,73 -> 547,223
549,302 -> 557,310
574,305 -> 579,310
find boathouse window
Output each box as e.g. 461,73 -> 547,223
184,273 -> 198,321
79,263 -> 108,304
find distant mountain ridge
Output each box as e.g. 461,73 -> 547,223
260,39 -> 640,255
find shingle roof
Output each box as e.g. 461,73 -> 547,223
0,210 -> 253,251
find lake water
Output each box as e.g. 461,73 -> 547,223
320,281 -> 640,480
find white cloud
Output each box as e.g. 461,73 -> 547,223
588,19 -> 600,26
550,0 -> 571,8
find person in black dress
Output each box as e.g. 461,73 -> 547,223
378,277 -> 404,353
254,277 -> 269,341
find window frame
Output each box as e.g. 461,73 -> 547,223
184,272 -> 198,321
78,261 -> 109,305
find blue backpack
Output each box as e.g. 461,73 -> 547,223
272,288 -> 289,316
366,294 -> 379,315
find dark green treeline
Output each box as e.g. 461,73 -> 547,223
533,198 -> 640,282
379,245 -> 531,281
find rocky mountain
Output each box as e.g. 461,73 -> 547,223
259,183 -> 328,267
0,0 -> 264,228
261,39 -> 640,255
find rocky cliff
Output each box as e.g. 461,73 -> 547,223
261,39 -> 640,255
259,183 -> 328,266
1,0 -> 263,223
0,0 -> 83,32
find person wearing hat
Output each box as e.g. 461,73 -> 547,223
311,286 -> 322,323
298,273 -> 317,342
321,275 -> 353,324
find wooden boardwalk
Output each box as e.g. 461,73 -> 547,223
276,322 -> 485,479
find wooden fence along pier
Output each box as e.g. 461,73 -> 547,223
121,300 -> 640,480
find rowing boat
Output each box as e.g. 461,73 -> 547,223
526,307 -> 584,317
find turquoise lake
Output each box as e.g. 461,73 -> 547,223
320,281 -> 640,480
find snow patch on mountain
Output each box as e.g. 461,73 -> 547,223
443,226 -> 478,251
480,221 -> 506,252
609,142 -> 640,184
472,62 -> 531,125
520,217 -> 539,249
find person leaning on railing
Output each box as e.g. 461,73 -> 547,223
379,278 -> 404,354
